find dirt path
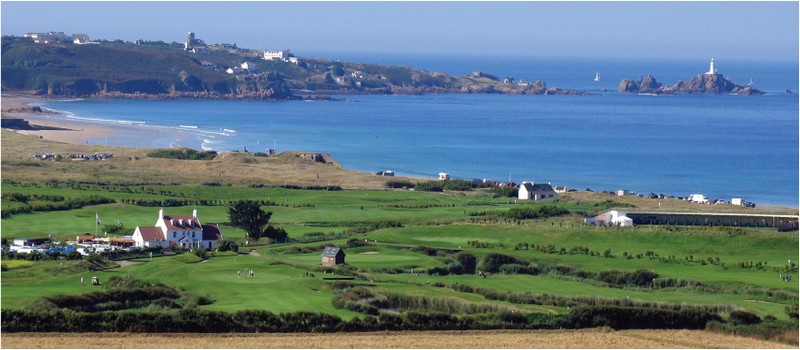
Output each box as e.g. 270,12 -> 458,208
1,329 -> 793,349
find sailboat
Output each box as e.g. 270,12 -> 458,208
594,71 -> 600,82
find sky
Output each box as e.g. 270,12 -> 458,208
1,1 -> 798,62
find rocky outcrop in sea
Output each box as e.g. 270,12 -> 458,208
619,73 -> 763,95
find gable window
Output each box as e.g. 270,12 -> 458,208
173,232 -> 176,238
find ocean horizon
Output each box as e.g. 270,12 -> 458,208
33,56 -> 800,207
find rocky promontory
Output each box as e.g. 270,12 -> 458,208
619,73 -> 763,95
2,36 -> 591,100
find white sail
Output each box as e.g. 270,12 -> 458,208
594,71 -> 600,82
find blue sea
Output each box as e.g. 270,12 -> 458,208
36,56 -> 799,207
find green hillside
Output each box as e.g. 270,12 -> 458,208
1,37 -> 291,97
1,35 -> 586,98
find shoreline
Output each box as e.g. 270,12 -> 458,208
3,93 -> 797,210
2,94 -> 177,148
3,94 -> 116,144
10,115 -> 119,145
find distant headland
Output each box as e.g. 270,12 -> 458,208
2,32 -> 766,99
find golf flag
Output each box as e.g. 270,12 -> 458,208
96,213 -> 101,224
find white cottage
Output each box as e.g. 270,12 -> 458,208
132,209 -> 223,249
518,182 -> 559,201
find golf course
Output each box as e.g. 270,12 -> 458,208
1,128 -> 798,347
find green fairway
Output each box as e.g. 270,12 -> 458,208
2,182 -> 798,323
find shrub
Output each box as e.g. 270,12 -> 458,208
101,222 -> 126,235
565,305 -> 721,330
147,148 -> 217,160
729,310 -> 762,325
454,252 -> 477,274
378,312 -> 404,331
66,250 -> 83,260
280,311 -> 343,332
489,186 -> 517,198
104,275 -> 152,290
192,248 -> 209,260
385,180 -> 414,189
264,225 -> 288,243
499,205 -> 569,220
414,181 -> 444,192
498,263 -> 540,275
402,311 -> 459,330
217,240 -> 239,252
346,238 -> 370,248
442,179 -> 476,192
232,310 -> 282,332
597,269 -> 659,287
786,304 -> 799,319
478,253 -> 529,273
42,286 -> 182,312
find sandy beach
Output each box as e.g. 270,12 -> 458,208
15,117 -> 118,145
2,94 -> 119,145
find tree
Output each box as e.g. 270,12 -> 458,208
264,225 -> 288,243
228,200 -> 272,241
217,240 -> 239,252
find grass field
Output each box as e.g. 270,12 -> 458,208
1,130 -> 798,344
2,181 -> 797,322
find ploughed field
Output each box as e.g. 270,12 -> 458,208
1,169 -> 798,344
2,329 -> 794,349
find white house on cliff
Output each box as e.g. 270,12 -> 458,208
132,209 -> 223,249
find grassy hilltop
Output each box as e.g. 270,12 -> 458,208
1,130 -> 798,344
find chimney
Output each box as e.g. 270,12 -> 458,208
159,208 -> 164,220
193,208 -> 198,219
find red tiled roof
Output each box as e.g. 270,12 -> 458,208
163,215 -> 202,231
201,224 -> 223,241
137,226 -> 165,241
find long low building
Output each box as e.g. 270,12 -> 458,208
589,210 -> 798,230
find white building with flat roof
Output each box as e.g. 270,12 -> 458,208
264,50 -> 289,61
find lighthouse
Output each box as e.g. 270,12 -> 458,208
705,58 -> 717,75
